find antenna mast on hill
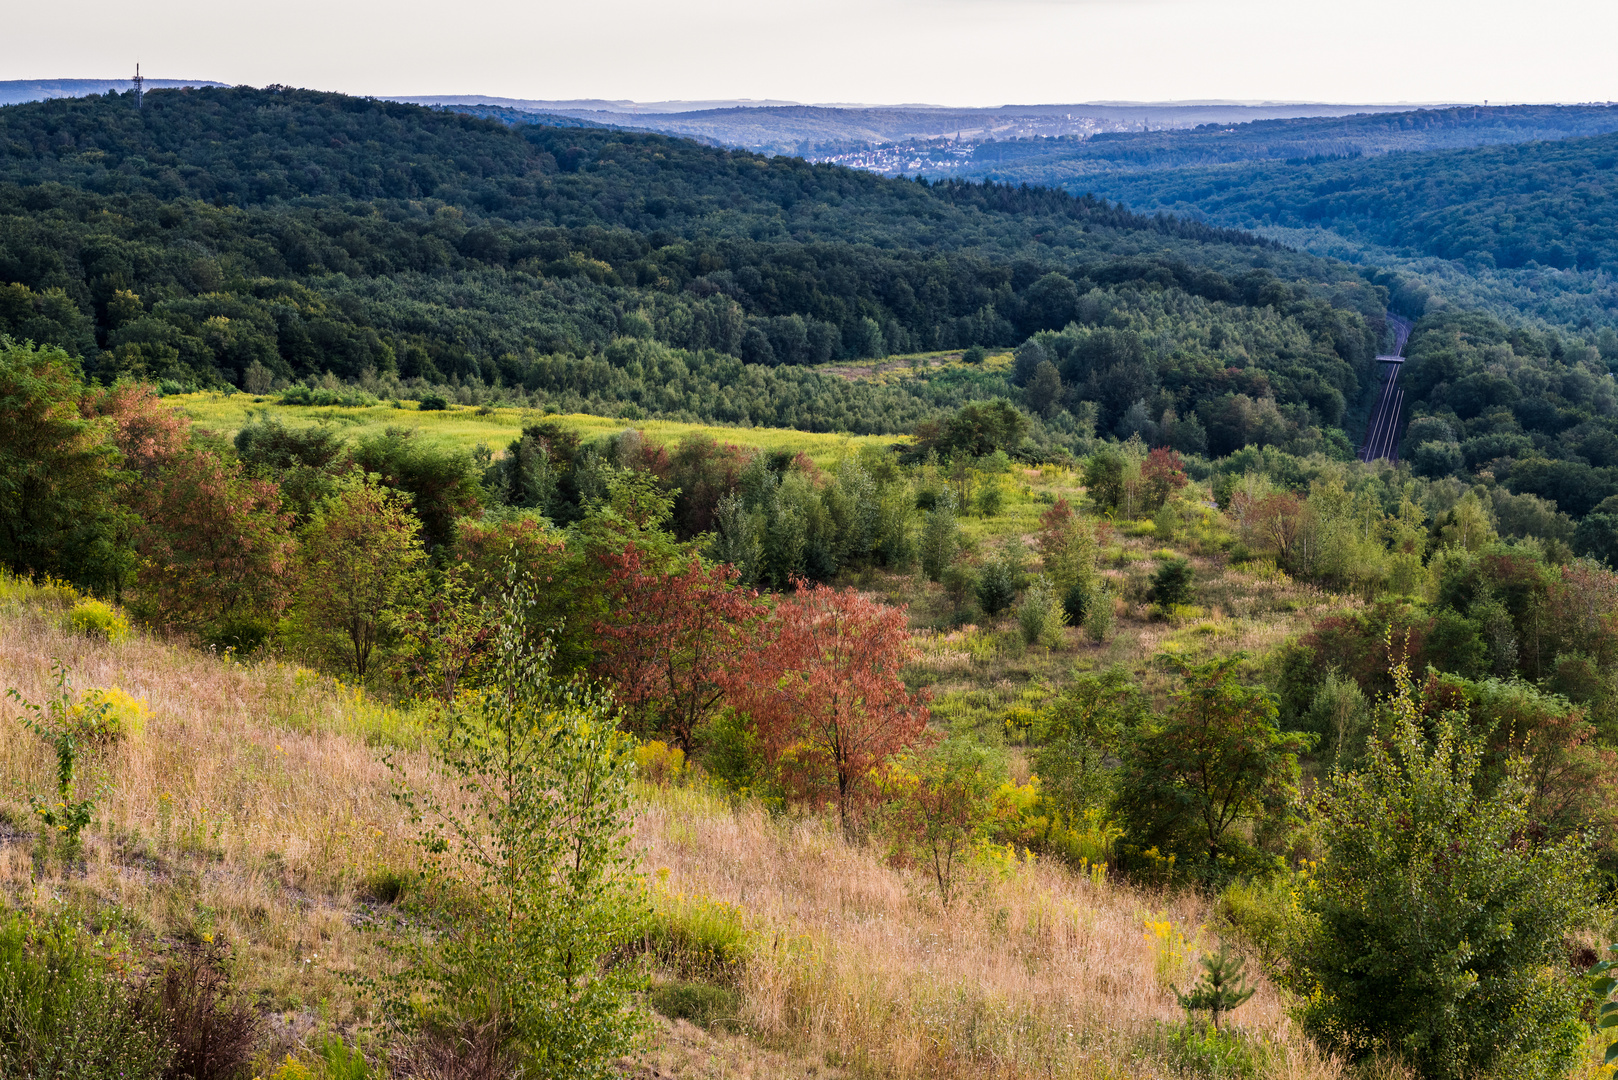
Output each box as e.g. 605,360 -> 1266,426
133,63 -> 144,109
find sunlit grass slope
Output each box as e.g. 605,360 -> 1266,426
171,393 -> 904,466
0,573 -> 1348,1079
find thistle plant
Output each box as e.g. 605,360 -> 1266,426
1176,945 -> 1256,1032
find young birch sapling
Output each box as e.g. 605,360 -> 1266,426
6,660 -> 102,844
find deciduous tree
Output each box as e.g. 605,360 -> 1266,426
1141,446 -> 1189,511
1115,655 -> 1307,874
80,380 -> 189,481
885,740 -> 990,906
0,340 -> 130,592
1291,657 -> 1596,1079
133,448 -> 296,638
386,579 -> 643,1077
726,583 -> 928,836
292,475 -> 427,678
592,545 -> 763,752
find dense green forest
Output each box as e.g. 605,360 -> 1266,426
1068,128 -> 1618,332
1082,128 -> 1618,274
3,86 -> 1618,523
0,86 -> 1389,437
843,105 -> 1618,333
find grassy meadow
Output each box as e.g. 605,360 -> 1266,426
171,393 -> 906,467
0,422 -> 1398,1079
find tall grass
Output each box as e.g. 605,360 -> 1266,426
0,571 -> 1347,1077
634,784 -> 1343,1080
0,577 -> 434,1034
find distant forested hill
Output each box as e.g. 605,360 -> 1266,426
1082,129 -> 1618,275
896,105 -> 1618,332
0,85 -> 1389,444
1073,128 -> 1618,332
938,105 -> 1618,184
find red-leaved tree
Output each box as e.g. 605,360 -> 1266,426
134,449 -> 296,635
726,582 -> 929,836
81,381 -> 190,482
593,544 -> 763,752
1141,446 -> 1189,511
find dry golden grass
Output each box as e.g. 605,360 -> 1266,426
637,784 -> 1344,1080
0,569 -> 1348,1078
0,587 -> 430,1054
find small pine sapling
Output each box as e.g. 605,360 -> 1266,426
1176,946 -> 1256,1031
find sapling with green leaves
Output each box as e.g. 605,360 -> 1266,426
381,573 -> 645,1079
1588,944 -> 1618,1066
1175,945 -> 1255,1031
6,660 -> 102,844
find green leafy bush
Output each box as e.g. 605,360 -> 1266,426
918,493 -> 958,583
976,556 -> 1017,616
1084,581 -> 1114,642
1149,557 -> 1195,609
1017,575 -> 1067,647
1215,874 -> 1301,967
416,393 -> 449,411
1288,658 -> 1596,1079
277,384 -> 377,407
1150,1018 -> 1264,1080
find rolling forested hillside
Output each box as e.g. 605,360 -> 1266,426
3,85 -> 1618,526
0,86 -> 1385,439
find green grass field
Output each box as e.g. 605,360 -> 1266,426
172,393 -> 906,465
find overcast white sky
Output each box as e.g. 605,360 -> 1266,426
4,0 -> 1615,106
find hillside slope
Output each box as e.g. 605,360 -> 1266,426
0,576 -> 1332,1078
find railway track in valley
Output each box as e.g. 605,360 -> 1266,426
1359,314 -> 1414,462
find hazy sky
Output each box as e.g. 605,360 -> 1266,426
4,0 -> 1615,106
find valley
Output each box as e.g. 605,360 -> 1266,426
0,77 -> 1615,1080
